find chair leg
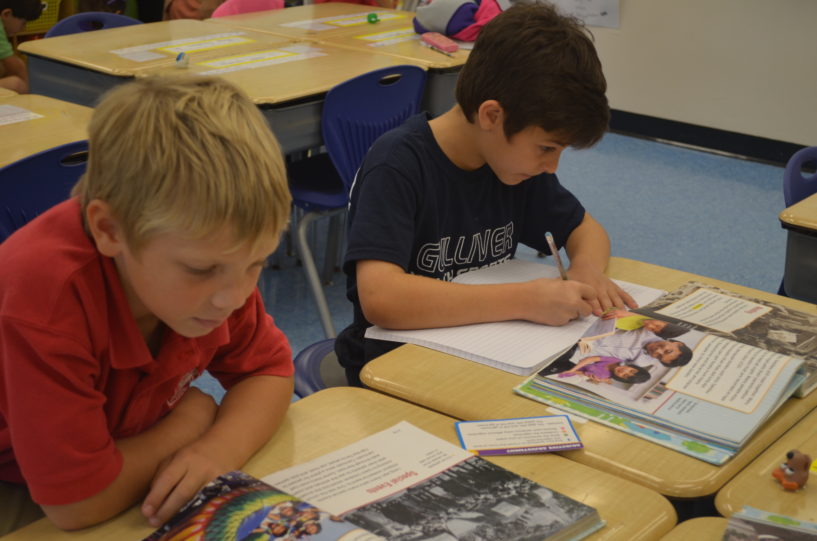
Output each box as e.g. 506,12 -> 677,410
295,211 -> 337,339
321,212 -> 344,285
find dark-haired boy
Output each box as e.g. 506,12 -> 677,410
0,0 -> 43,93
336,3 -> 636,385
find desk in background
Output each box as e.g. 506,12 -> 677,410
0,94 -> 91,169
19,19 -> 300,108
210,4 -> 466,116
715,403 -> 817,521
3,388 -> 677,540
361,257 -> 817,499
0,89 -> 17,98
780,193 -> 817,304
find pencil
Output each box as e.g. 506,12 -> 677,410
545,232 -> 568,280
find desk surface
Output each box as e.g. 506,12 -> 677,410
19,19 -> 291,76
0,94 -> 91,169
319,24 -> 469,69
0,88 -> 17,98
3,388 -> 677,540
144,41 -> 425,104
715,404 -> 817,521
658,517 -> 727,541
780,192 -> 817,231
361,257 -> 817,499
210,4 -> 415,41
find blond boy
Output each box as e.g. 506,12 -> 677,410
0,75 -> 294,533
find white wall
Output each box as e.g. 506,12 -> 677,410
590,0 -> 817,146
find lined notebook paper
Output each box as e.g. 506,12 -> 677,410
365,259 -> 665,375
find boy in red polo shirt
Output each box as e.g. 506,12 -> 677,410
0,75 -> 295,534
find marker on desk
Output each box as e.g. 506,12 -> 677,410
421,42 -> 454,57
545,232 -> 568,280
367,12 -> 379,23
175,52 -> 189,68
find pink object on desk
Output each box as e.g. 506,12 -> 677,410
211,0 -> 283,17
421,31 -> 459,52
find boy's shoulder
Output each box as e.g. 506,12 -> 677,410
0,200 -> 104,324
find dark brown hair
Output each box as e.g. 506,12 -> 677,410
455,3 -> 609,148
0,0 -> 44,21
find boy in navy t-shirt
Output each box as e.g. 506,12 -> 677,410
336,3 -> 637,385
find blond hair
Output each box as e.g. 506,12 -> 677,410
73,74 -> 291,252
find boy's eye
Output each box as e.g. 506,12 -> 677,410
540,146 -> 556,154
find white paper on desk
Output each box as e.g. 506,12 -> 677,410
0,105 -> 42,125
262,421 -> 471,516
365,259 -> 665,375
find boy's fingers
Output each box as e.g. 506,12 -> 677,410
142,463 -> 186,525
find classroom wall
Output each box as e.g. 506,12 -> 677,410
589,0 -> 817,147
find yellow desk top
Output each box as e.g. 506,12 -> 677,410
3,388 -> 677,540
658,517 -> 727,541
18,19 -> 294,77
780,192 -> 817,231
209,3 -> 414,41
143,41 -> 426,105
361,257 -> 817,499
0,88 -> 18,98
0,94 -> 91,169
715,405 -> 817,521
319,24 -> 469,69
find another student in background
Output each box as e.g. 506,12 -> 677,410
336,3 -> 635,386
211,0 -> 283,18
0,75 -> 294,534
0,0 -> 43,93
312,0 -> 397,8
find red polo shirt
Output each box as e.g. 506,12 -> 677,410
0,199 -> 293,505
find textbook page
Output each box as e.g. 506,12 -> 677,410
263,421 -> 603,541
520,317 -> 803,451
637,281 -> 817,397
365,259 -> 664,375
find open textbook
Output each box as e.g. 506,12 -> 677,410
723,506 -> 817,541
147,422 -> 604,541
632,281 -> 817,397
365,259 -> 665,375
514,309 -> 804,465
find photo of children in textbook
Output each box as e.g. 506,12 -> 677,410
539,312 -> 696,403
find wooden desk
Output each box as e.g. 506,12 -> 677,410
211,4 -> 462,116
658,517 -> 727,541
715,405 -> 817,520
0,88 -> 17,98
143,42 -> 424,153
361,257 -> 817,499
209,4 -> 414,41
779,192 -> 817,303
0,95 -> 91,169
19,19 -> 296,108
2,388 -> 677,540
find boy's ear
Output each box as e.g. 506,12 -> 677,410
86,200 -> 126,257
476,100 -> 504,131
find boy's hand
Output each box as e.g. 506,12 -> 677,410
522,278 -> 596,326
566,266 -> 637,316
141,388 -> 219,527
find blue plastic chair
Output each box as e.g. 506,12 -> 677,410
292,338 -> 348,398
783,146 -> 817,208
778,146 -> 817,297
0,141 -> 89,242
45,12 -> 141,38
287,65 -> 427,338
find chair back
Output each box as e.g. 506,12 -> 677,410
45,12 -> 142,38
293,338 -> 348,398
783,146 -> 817,207
0,141 -> 89,242
321,65 -> 427,188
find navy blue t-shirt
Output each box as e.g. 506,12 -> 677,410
335,113 -> 585,384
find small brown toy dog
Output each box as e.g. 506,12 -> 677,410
772,449 -> 812,490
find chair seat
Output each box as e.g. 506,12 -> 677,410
288,153 -> 348,212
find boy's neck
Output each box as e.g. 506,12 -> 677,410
428,106 -> 486,171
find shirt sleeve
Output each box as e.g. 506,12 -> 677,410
0,318 -> 122,505
207,290 -> 294,389
344,162 -> 420,272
